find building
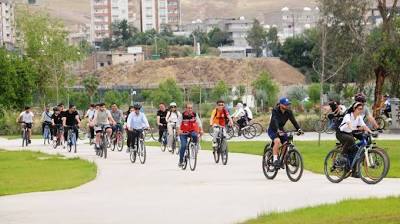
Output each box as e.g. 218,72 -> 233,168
112,49 -> 144,65
90,0 -> 112,46
127,0 -> 141,31
225,17 -> 253,47
166,0 -> 180,30
280,6 -> 320,41
111,0 -> 129,23
68,24 -> 91,46
141,0 -> 181,32
0,0 -> 15,49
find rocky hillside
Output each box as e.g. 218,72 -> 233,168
91,57 -> 306,88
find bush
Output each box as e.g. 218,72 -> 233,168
308,83 -> 321,104
287,85 -> 307,102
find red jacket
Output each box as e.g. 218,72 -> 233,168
180,111 -> 199,133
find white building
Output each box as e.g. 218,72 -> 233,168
90,0 -> 112,46
225,16 -> 253,47
141,0 -> 158,32
0,0 -> 15,49
280,6 -> 320,41
141,0 -> 181,32
111,0 -> 129,23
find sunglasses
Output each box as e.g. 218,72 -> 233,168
218,104 -> 224,106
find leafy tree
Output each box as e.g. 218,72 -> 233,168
266,27 -> 281,56
101,38 -> 112,51
69,91 -> 90,110
153,38 -> 169,58
104,90 -> 130,107
82,74 -> 100,103
252,71 -> 279,107
281,35 -> 315,68
146,79 -> 183,106
287,85 -> 308,102
208,27 -> 232,47
211,81 -> 230,101
308,83 -> 321,104
246,19 -> 267,57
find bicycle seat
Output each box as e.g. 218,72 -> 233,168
335,142 -> 342,146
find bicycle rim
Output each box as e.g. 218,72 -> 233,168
221,139 -> 228,165
324,149 -> 346,183
117,134 -> 124,152
359,149 -> 387,184
139,140 -> 146,164
189,143 -> 197,171
285,149 -> 303,182
130,150 -> 137,163
262,147 -> 278,179
243,126 -> 257,139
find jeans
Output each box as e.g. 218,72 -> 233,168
158,124 -> 167,142
179,132 -> 198,163
212,126 -> 226,145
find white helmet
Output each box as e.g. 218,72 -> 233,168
170,102 -> 177,107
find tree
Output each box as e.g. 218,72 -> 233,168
211,81 -> 230,101
146,79 -> 183,106
281,36 -> 314,68
266,27 -> 281,56
287,85 -> 308,102
101,38 -> 112,51
308,83 -> 321,104
104,90 -> 130,107
246,19 -> 267,57
153,38 -> 169,58
208,27 -> 232,47
82,74 -> 100,103
69,91 -> 90,110
252,71 -> 279,107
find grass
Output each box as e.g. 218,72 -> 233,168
147,140 -> 400,177
243,197 -> 400,224
0,150 -> 97,196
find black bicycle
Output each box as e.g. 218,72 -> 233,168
52,124 -> 64,149
160,125 -> 168,152
20,122 -> 30,147
212,126 -> 228,165
96,125 -> 110,159
324,131 -> 389,184
262,130 -> 304,182
168,123 -> 179,154
182,135 -> 199,171
130,129 -> 146,164
111,124 -> 124,152
65,125 -> 78,153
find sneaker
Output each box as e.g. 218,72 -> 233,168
28,139 -> 32,144
178,162 -> 183,167
273,160 -> 281,168
212,142 -> 218,147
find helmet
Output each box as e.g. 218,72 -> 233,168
133,103 -> 142,110
354,93 -> 366,103
279,97 -> 291,106
170,102 -> 177,107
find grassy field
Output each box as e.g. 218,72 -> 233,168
243,197 -> 400,224
0,150 -> 97,196
147,140 -> 399,177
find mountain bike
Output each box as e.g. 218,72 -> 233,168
20,122 -> 31,147
96,125 -> 111,159
324,130 -> 389,184
52,125 -> 64,149
111,123 -> 124,152
65,125 -> 78,153
262,130 -> 304,182
182,135 -> 200,171
130,129 -> 146,164
212,126 -> 228,165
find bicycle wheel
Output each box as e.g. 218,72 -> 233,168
243,126 -> 257,139
314,120 -> 326,133
78,129 -> 86,140
161,132 -> 167,152
189,143 -> 197,171
182,148 -> 188,170
73,134 -> 77,153
68,132 -> 72,153
285,148 -> 303,182
22,129 -> 27,147
262,146 -> 278,179
221,139 -> 228,165
374,147 -> 390,177
130,148 -> 137,163
358,149 -> 387,184
252,123 -> 264,136
375,117 -> 385,130
324,149 -> 347,183
169,137 -> 175,153
139,140 -> 146,164
233,124 -> 240,137
117,133 -> 124,152
52,137 -> 58,149
213,142 -> 220,164
208,126 -> 214,137
151,128 -> 159,142
144,129 -> 152,141
111,137 -> 116,151
226,126 -> 234,140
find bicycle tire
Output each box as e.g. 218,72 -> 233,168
103,138 -> 108,159
221,139 -> 228,165
243,126 -> 257,139
324,149 -> 347,183
144,129 -> 152,142
285,149 -> 303,182
182,148 -> 188,170
374,147 -> 390,177
117,133 -> 124,152
213,144 -> 220,164
252,123 -> 264,136
189,143 -> 197,171
314,120 -> 326,133
130,149 -> 137,163
139,140 -> 146,164
22,129 -> 26,147
208,126 -> 214,137
262,146 -> 278,179
226,126 -> 234,140
375,117 -> 385,130
358,149 -> 387,184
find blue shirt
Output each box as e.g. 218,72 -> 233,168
127,112 -> 150,130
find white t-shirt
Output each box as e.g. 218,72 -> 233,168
244,107 -> 253,119
19,111 -> 34,123
166,111 -> 181,123
339,113 -> 366,133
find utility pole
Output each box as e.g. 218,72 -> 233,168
318,17 -> 327,146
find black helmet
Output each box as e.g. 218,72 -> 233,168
133,103 -> 142,110
354,93 -> 366,103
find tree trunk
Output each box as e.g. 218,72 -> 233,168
373,66 -> 386,117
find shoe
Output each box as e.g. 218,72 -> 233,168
351,172 -> 360,178
212,142 -> 218,147
28,139 -> 32,144
178,162 -> 183,167
273,160 -> 281,168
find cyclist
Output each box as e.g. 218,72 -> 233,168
231,103 -> 247,136
125,106 -> 135,152
166,102 -> 181,149
110,103 -> 124,136
243,103 -> 253,122
267,98 -> 302,167
62,105 -> 81,143
383,94 -> 392,119
352,93 -> 379,129
177,103 -> 203,167
17,106 -> 34,144
336,102 -> 373,172
327,99 -> 340,128
210,100 -> 233,148
92,103 -> 116,150
51,107 -> 64,146
84,104 -> 96,141
156,102 -> 168,143
127,103 -> 150,152
41,105 -> 53,139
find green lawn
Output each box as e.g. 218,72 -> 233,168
0,150 -> 97,196
147,140 -> 400,177
243,197 -> 400,224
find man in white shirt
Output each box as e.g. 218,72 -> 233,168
41,106 -> 53,138
17,106 -> 34,143
85,104 -> 96,140
243,103 -> 253,120
231,103 -> 247,135
166,102 -> 181,149
127,103 -> 150,151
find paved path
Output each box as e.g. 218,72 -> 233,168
0,138 -> 399,224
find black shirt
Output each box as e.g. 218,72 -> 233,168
268,106 -> 300,132
64,111 -> 79,126
157,110 -> 168,125
52,113 -> 63,125
329,101 -> 338,112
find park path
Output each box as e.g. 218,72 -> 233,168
0,137 -> 399,224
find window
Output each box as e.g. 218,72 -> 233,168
100,62 -> 105,67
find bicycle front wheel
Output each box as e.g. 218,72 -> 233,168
189,143 -> 197,171
139,140 -> 146,164
285,148 -> 303,182
358,149 -> 387,184
252,123 -> 264,136
221,139 -> 228,165
243,126 -> 257,139
117,133 -> 124,152
375,117 -> 385,130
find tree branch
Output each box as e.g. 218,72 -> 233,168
323,57 -> 352,82
388,0 -> 399,21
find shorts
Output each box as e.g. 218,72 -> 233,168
95,124 -> 111,133
23,123 -> 32,129
267,128 -> 288,144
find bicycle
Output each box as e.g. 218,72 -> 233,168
375,111 -> 392,130
111,123 -> 124,152
209,125 -> 235,140
167,123 -> 180,154
143,127 -> 153,142
212,126 -> 228,165
65,125 -> 78,153
232,122 -> 257,139
52,125 -> 64,149
129,129 -> 146,164
314,113 -> 337,134
20,122 -> 30,147
159,125 -> 168,152
250,122 -> 264,137
96,125 -> 111,159
324,130 -> 389,184
181,134 -> 199,171
43,122 -> 52,145
262,130 -> 304,182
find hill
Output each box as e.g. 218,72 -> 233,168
90,57 -> 306,88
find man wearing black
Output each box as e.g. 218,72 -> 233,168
62,105 -> 81,142
156,103 -> 168,143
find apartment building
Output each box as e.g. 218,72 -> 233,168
0,0 -> 15,49
280,6 -> 320,40
141,0 -> 181,32
90,0 -> 112,45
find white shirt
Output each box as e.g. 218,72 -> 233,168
232,108 -> 246,118
19,111 -> 34,123
339,113 -> 366,133
166,111 -> 181,123
85,109 -> 96,121
127,112 -> 150,130
41,111 -> 53,122
244,107 -> 253,119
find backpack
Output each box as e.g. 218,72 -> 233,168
213,108 -> 230,124
334,104 -> 354,131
